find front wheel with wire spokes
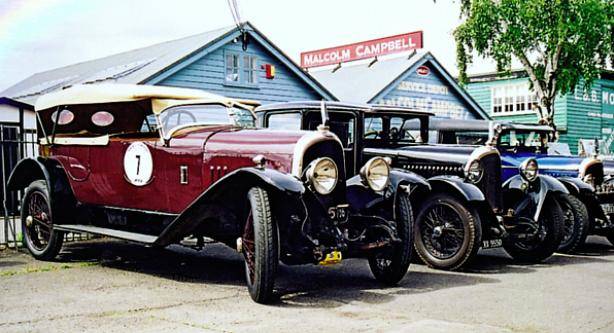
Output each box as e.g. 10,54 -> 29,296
414,194 -> 481,270
21,180 -> 64,260
242,187 -> 278,304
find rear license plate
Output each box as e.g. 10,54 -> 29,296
482,239 -> 503,249
601,203 -> 614,215
328,205 -> 349,222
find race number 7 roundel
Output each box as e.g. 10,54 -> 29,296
123,142 -> 153,186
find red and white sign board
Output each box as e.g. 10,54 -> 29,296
301,31 -> 423,68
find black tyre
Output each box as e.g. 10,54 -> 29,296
557,194 -> 590,253
20,180 -> 64,260
504,197 -> 564,262
414,194 -> 482,270
368,193 -> 413,284
241,187 -> 278,304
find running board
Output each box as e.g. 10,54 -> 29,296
54,224 -> 158,244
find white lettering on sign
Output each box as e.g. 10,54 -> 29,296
603,91 -> 614,106
377,97 -> 469,119
575,89 -> 599,103
397,81 -> 449,95
301,31 -> 423,68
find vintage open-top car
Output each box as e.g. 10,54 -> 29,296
8,84 -> 421,303
430,118 -> 614,251
256,101 -> 567,270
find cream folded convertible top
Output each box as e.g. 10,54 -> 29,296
35,83 -> 259,113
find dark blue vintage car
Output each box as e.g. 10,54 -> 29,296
429,118 -> 614,251
256,102 -> 568,271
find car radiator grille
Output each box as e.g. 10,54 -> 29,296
476,153 -> 502,211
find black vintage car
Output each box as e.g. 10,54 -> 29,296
428,118 -> 614,251
256,101 -> 567,270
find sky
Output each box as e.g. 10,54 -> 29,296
0,0 -> 498,92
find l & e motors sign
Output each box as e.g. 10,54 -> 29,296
301,31 -> 423,68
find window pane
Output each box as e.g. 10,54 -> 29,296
226,54 -> 239,82
267,113 -> 301,131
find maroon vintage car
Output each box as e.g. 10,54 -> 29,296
8,84 -> 428,303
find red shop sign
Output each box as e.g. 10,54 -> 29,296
417,66 -> 430,76
301,31 -> 423,68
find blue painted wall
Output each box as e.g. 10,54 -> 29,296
154,36 -> 322,104
372,61 -> 482,119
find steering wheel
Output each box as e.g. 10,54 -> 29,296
163,109 -> 197,129
364,131 -> 380,139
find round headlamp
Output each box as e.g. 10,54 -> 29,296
520,158 -> 539,182
360,157 -> 390,192
465,160 -> 483,183
306,157 -> 338,195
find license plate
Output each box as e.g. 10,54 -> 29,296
482,239 -> 503,249
328,205 -> 349,222
601,203 -> 614,215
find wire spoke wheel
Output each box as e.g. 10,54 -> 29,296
25,191 -> 53,251
242,212 -> 256,285
420,203 -> 465,260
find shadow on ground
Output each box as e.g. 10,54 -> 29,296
52,239 -> 501,308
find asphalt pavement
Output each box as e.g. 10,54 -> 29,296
1,236 -> 613,333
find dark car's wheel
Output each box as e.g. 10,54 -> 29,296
414,194 -> 482,271
557,194 -> 590,253
242,187 -> 278,304
21,180 -> 64,260
368,193 -> 412,284
504,197 -> 564,262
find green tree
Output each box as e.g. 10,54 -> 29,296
455,0 -> 613,130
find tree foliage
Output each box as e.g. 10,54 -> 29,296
455,0 -> 613,127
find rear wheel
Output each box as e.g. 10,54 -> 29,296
557,194 -> 590,253
368,193 -> 412,284
21,180 -> 64,260
241,187 -> 278,304
504,197 -> 564,262
414,194 -> 481,270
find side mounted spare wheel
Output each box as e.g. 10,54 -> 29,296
368,192 -> 413,284
414,193 -> 482,271
503,196 -> 564,262
21,180 -> 64,260
557,194 -> 590,253
242,187 -> 278,304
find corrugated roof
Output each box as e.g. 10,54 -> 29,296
310,51 -> 425,103
0,25 -> 237,105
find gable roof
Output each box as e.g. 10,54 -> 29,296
311,51 -> 489,119
1,22 -> 335,105
0,97 -> 33,110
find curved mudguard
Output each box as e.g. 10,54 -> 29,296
154,167 -> 304,246
427,175 -> 486,203
7,158 -> 52,192
503,174 -> 569,221
558,177 -> 607,221
345,169 -> 430,218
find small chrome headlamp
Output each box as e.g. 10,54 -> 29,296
360,157 -> 391,192
520,158 -> 539,182
464,160 -> 483,183
305,157 -> 338,195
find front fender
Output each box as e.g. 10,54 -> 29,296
503,174 -> 569,221
428,175 -> 486,203
7,157 -> 52,192
558,177 -> 595,196
154,167 -> 304,246
345,169 -> 430,219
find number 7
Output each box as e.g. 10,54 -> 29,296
135,155 -> 141,175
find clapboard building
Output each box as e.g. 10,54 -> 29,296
0,22 -> 335,107
466,70 -> 614,154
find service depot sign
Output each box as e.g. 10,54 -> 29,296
301,31 -> 423,68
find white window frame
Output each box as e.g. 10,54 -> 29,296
490,83 -> 538,116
